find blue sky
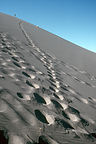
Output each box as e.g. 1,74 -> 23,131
0,0 -> 96,53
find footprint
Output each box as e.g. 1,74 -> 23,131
47,71 -> 52,75
0,68 -> 8,75
62,111 -> 70,120
8,52 -> 13,56
22,71 -> 31,78
49,78 -> 56,83
28,68 -> 36,73
2,49 -> 8,53
33,93 -> 46,104
85,82 -> 92,87
48,74 -> 53,78
68,106 -> 80,115
80,117 -> 89,126
12,61 -> 21,68
41,87 -> 52,95
5,46 -> 11,51
12,56 -> 19,62
56,77 -> 63,82
1,42 -> 6,46
0,75 -> 5,79
88,97 -> 93,101
50,82 -> 57,88
49,86 -> 55,92
34,110 -> 49,124
51,99 -> 63,109
26,80 -> 34,87
55,118 -> 74,130
64,97 -> 72,104
17,92 -> 23,98
53,93 -> 59,99
60,85 -> 69,92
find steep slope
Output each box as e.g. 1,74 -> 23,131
0,13 -> 96,144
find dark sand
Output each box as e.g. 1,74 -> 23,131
0,13 -> 96,144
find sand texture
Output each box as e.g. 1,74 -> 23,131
0,13 -> 96,144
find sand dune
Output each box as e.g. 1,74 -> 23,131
0,13 -> 96,144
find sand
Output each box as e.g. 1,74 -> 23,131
0,12 -> 96,144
